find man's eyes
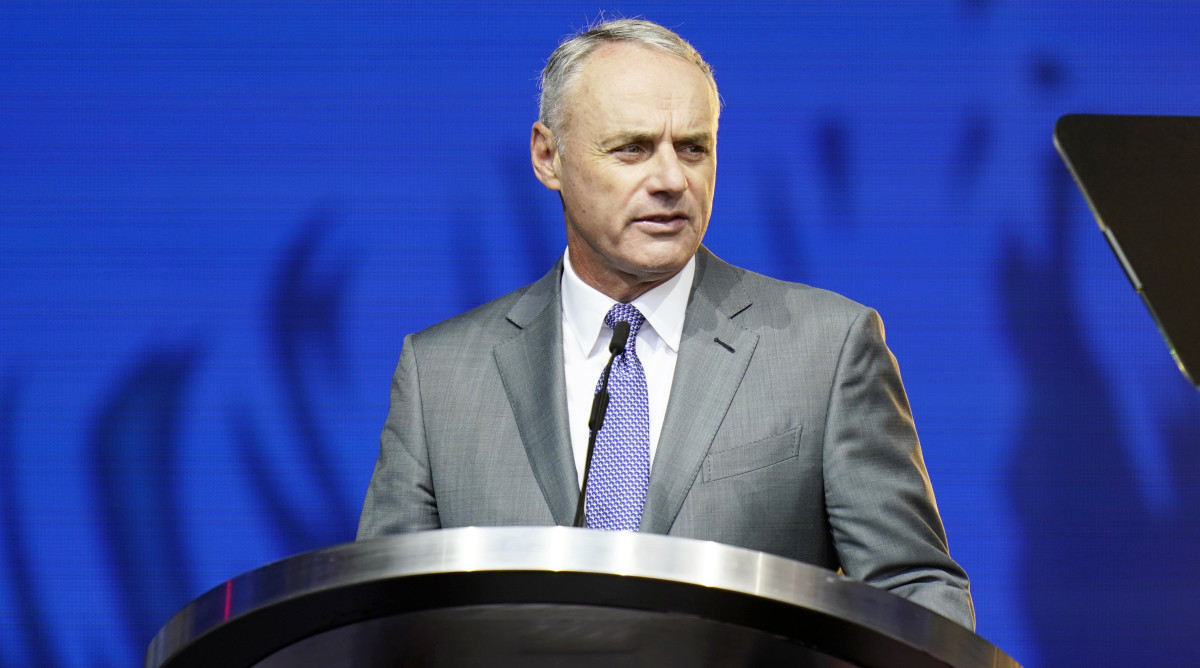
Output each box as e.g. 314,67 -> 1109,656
611,144 -> 709,157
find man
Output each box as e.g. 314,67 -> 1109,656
358,19 -> 974,629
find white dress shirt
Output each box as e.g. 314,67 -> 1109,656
560,251 -> 696,487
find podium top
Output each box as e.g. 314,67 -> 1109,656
148,527 -> 1017,668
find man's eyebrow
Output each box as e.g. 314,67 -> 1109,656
601,131 -> 656,147
601,131 -> 715,147
676,132 -> 715,147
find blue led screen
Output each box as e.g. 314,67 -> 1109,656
2,3 -> 1200,665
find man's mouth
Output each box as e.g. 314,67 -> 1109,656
634,212 -> 688,225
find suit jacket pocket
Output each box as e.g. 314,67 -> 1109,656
703,425 -> 802,483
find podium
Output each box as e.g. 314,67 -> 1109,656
146,527 -> 1018,667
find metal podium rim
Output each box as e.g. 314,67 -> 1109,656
146,527 -> 1016,668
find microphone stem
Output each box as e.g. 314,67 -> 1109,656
573,320 -> 630,528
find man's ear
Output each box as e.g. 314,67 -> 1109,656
530,122 -> 562,191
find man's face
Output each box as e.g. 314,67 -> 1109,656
532,42 -> 719,300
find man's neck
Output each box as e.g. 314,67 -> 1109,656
567,252 -> 687,303
560,249 -> 695,360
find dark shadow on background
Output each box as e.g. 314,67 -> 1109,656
92,350 -> 197,656
247,214 -> 359,554
755,158 -> 808,283
815,116 -> 855,230
0,372 -> 57,666
960,0 -> 994,15
234,404 -> 337,551
948,108 -> 991,194
1002,150 -> 1200,664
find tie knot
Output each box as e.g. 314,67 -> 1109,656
605,303 -> 645,343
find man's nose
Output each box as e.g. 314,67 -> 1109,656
647,148 -> 688,195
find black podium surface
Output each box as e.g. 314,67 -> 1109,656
147,527 -> 1018,667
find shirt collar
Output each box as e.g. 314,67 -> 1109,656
561,250 -> 696,357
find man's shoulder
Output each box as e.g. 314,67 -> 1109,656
743,267 -> 867,310
412,286 -> 526,345
410,265 -> 559,348
703,252 -> 873,326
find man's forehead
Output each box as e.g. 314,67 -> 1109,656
579,41 -> 713,92
569,44 -> 719,122
579,108 -> 719,150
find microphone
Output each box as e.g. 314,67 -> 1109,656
573,320 -> 631,527
610,320 -> 631,355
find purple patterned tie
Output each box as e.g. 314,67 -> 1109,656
585,303 -> 650,531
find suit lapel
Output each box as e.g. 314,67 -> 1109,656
642,248 -> 759,534
493,263 -> 579,526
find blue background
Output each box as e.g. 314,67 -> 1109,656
3,2 -> 1199,665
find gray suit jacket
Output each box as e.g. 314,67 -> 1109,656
358,247 -> 974,628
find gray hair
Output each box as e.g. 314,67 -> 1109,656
538,18 -> 720,148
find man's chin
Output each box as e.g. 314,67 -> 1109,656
620,251 -> 695,283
